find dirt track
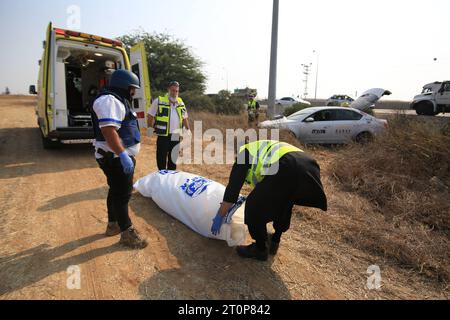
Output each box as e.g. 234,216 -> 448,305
0,96 -> 447,300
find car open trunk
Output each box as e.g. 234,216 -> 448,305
350,88 -> 392,111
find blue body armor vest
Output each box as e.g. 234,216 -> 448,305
91,90 -> 141,148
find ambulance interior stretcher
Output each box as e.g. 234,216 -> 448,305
54,40 -> 125,128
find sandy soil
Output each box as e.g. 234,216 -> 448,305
0,96 -> 447,300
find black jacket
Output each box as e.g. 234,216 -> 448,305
223,150 -> 327,211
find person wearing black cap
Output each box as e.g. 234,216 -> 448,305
91,69 -> 148,249
147,81 -> 191,171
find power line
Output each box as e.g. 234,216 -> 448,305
301,63 -> 312,99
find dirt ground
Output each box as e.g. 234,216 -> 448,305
0,96 -> 447,300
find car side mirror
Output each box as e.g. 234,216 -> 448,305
29,85 -> 37,95
304,117 -> 314,123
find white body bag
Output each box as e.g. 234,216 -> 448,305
134,170 -> 247,247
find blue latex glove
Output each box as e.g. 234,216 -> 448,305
119,151 -> 134,174
211,212 -> 225,236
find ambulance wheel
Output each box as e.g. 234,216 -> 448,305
42,135 -> 62,149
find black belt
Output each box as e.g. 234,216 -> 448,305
97,148 -> 135,159
97,148 -> 115,159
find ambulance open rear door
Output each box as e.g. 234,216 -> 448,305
130,42 -> 152,129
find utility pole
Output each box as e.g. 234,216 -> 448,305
301,63 -> 312,99
267,0 -> 279,119
223,67 -> 229,92
313,50 -> 319,100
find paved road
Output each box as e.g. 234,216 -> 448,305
260,104 -> 450,118
374,109 -> 450,117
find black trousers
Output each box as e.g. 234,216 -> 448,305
246,203 -> 294,249
244,168 -> 294,249
244,153 -> 326,250
156,134 -> 180,171
97,156 -> 136,232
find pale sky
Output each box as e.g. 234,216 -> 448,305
1,0 -> 449,100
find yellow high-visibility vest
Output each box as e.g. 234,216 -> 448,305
154,95 -> 186,136
239,140 -> 303,187
248,99 -> 257,110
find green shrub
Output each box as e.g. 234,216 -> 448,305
284,102 -> 310,116
151,91 -> 166,100
179,91 -> 216,113
160,90 -> 245,115
212,90 -> 245,115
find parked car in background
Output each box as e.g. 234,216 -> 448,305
259,106 -> 388,144
272,97 -> 312,117
276,97 -> 311,107
326,94 -> 354,106
410,81 -> 450,116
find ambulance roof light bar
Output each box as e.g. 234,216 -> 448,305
54,28 -> 123,47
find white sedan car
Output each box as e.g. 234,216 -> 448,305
259,107 -> 388,144
276,97 -> 312,107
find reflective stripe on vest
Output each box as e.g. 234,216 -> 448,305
154,95 -> 186,136
248,99 -> 257,110
239,140 -> 303,187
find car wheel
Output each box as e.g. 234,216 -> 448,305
355,132 -> 373,144
288,130 -> 298,140
434,106 -> 443,116
415,102 -> 435,116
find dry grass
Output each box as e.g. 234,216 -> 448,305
2,95 -> 447,299
331,115 -> 450,283
188,110 -> 449,285
189,110 -> 251,133
183,111 -> 305,195
189,110 -> 303,146
0,95 -> 36,107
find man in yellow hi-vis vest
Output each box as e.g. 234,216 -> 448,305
247,94 -> 260,126
147,81 -> 191,170
211,140 -> 327,261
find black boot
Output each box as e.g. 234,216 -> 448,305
236,243 -> 268,261
267,233 -> 280,256
105,222 -> 121,237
